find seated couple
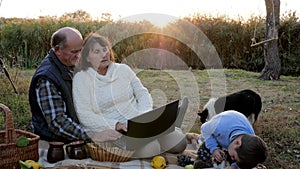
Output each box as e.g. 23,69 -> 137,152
29,27 -> 198,160
73,33 -> 197,158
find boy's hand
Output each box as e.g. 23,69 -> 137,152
212,148 -> 226,162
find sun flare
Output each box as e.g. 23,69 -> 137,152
0,0 -> 298,26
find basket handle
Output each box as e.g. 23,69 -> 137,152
0,103 -> 17,144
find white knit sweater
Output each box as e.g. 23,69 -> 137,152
73,62 -> 153,133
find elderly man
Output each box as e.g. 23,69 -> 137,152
29,27 -> 89,143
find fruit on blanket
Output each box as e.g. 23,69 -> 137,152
18,160 -> 33,169
24,160 -> 44,169
185,164 -> 194,169
151,156 -> 167,169
177,154 -> 194,167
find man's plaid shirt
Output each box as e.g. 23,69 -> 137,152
36,78 -> 90,141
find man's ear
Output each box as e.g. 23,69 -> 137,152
54,45 -> 62,57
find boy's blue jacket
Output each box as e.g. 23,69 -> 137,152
200,110 -> 255,168
201,110 -> 255,153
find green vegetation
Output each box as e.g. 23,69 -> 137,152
0,68 -> 33,131
0,10 -> 300,75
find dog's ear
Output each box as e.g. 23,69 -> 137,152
197,108 -> 204,116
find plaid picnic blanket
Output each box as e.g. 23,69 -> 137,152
38,140 -> 184,169
50,158 -> 183,169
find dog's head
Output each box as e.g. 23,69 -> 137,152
198,108 -> 209,123
197,98 -> 217,123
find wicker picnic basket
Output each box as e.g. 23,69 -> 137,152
0,103 -> 40,169
87,141 -> 134,162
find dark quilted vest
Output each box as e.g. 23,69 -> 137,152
29,49 -> 79,142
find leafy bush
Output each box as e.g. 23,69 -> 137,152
0,10 -> 299,75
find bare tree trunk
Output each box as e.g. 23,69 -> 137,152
259,0 -> 281,80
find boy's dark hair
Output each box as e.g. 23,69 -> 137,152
236,134 -> 268,169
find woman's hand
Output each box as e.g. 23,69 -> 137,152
212,148 -> 226,162
92,129 -> 122,142
115,122 -> 127,133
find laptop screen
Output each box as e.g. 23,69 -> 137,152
106,100 -> 179,150
127,99 -> 179,138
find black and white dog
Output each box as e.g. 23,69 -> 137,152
198,89 -> 262,124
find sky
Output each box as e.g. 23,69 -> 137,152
0,0 -> 299,26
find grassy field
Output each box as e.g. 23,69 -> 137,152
0,68 -> 299,168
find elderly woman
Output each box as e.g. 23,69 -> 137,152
73,33 -> 191,158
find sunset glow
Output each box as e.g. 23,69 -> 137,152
0,0 -> 299,26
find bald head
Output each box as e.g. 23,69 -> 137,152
51,27 -> 83,49
50,27 -> 83,66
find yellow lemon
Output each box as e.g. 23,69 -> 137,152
18,160 -> 32,169
25,160 -> 40,169
151,156 -> 166,169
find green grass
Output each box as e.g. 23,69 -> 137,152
138,68 -> 300,168
0,68 -> 299,168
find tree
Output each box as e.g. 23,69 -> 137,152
60,10 -> 92,21
259,0 -> 281,80
100,13 -> 113,23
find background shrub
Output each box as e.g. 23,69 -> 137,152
0,10 -> 299,75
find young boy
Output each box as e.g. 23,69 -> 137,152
197,110 -> 268,169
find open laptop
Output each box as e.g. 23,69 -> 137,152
115,99 -> 179,150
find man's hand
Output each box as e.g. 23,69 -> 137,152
212,148 -> 226,162
92,129 -> 122,142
